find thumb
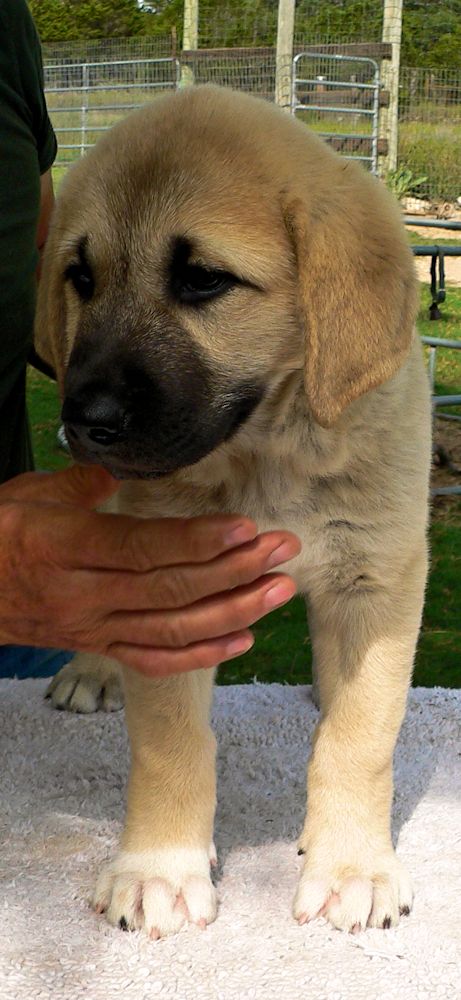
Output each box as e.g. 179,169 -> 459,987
0,464 -> 119,510
44,464 -> 120,509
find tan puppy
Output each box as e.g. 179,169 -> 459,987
36,85 -> 431,938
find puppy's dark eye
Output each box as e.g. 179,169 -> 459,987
65,261 -> 94,301
177,265 -> 235,304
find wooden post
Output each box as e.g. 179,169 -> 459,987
275,0 -> 296,110
378,0 -> 403,175
181,0 -> 199,87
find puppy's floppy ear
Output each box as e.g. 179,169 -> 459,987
284,165 -> 419,427
34,214 -> 68,383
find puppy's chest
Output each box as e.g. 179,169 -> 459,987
117,462 -> 322,589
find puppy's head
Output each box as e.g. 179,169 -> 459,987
36,85 -> 417,479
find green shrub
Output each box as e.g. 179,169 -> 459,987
386,166 -> 427,198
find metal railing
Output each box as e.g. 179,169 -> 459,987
409,219 -> 461,496
408,219 -> 461,320
422,336 -> 461,497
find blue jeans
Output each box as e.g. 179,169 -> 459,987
0,645 -> 74,679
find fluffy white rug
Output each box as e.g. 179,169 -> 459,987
0,680 -> 460,1000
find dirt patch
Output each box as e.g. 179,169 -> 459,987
414,256 -> 461,288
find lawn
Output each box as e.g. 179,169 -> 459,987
26,279 -> 461,689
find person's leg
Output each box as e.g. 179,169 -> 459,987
0,645 -> 73,679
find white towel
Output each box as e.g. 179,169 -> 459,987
0,680 -> 460,1000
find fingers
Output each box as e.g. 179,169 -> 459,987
10,499 -> 262,575
110,541 -> 296,676
0,466 -> 301,669
1,469 -> 298,579
102,513 -> 262,573
110,630 -> 256,677
109,576 -> 297,677
106,572 -> 297,653
52,510 -> 264,573
0,465 -> 118,509
86,531 -> 302,612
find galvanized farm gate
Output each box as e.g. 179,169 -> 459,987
291,52 -> 381,173
44,57 -> 180,165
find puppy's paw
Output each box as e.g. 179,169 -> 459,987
93,847 -> 217,939
45,655 -> 123,713
293,853 -> 413,933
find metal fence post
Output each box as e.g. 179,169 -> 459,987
81,62 -> 89,156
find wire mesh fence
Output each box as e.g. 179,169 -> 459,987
183,0 -> 384,49
43,36 -> 461,203
180,48 -> 276,98
398,66 -> 461,203
42,35 -> 173,64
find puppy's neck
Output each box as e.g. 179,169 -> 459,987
175,373 -> 352,513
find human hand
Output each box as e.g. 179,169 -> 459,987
0,465 -> 301,675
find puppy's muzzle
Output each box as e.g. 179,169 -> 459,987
62,391 -> 130,448
61,361 -> 264,480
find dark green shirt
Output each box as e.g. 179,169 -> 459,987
0,0 -> 56,481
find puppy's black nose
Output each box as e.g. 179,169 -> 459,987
62,393 -> 128,446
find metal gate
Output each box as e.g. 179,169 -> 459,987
44,57 -> 180,166
291,53 -> 380,173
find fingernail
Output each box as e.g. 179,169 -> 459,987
224,522 -> 257,547
266,541 -> 297,569
264,580 -> 296,610
224,634 -> 255,659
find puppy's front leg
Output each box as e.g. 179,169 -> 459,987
94,667 -> 217,939
294,545 -> 427,932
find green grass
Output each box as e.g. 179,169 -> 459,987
27,281 -> 461,688
407,232 -> 461,249
27,367 -> 70,472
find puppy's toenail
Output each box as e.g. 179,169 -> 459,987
119,916 -> 128,931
